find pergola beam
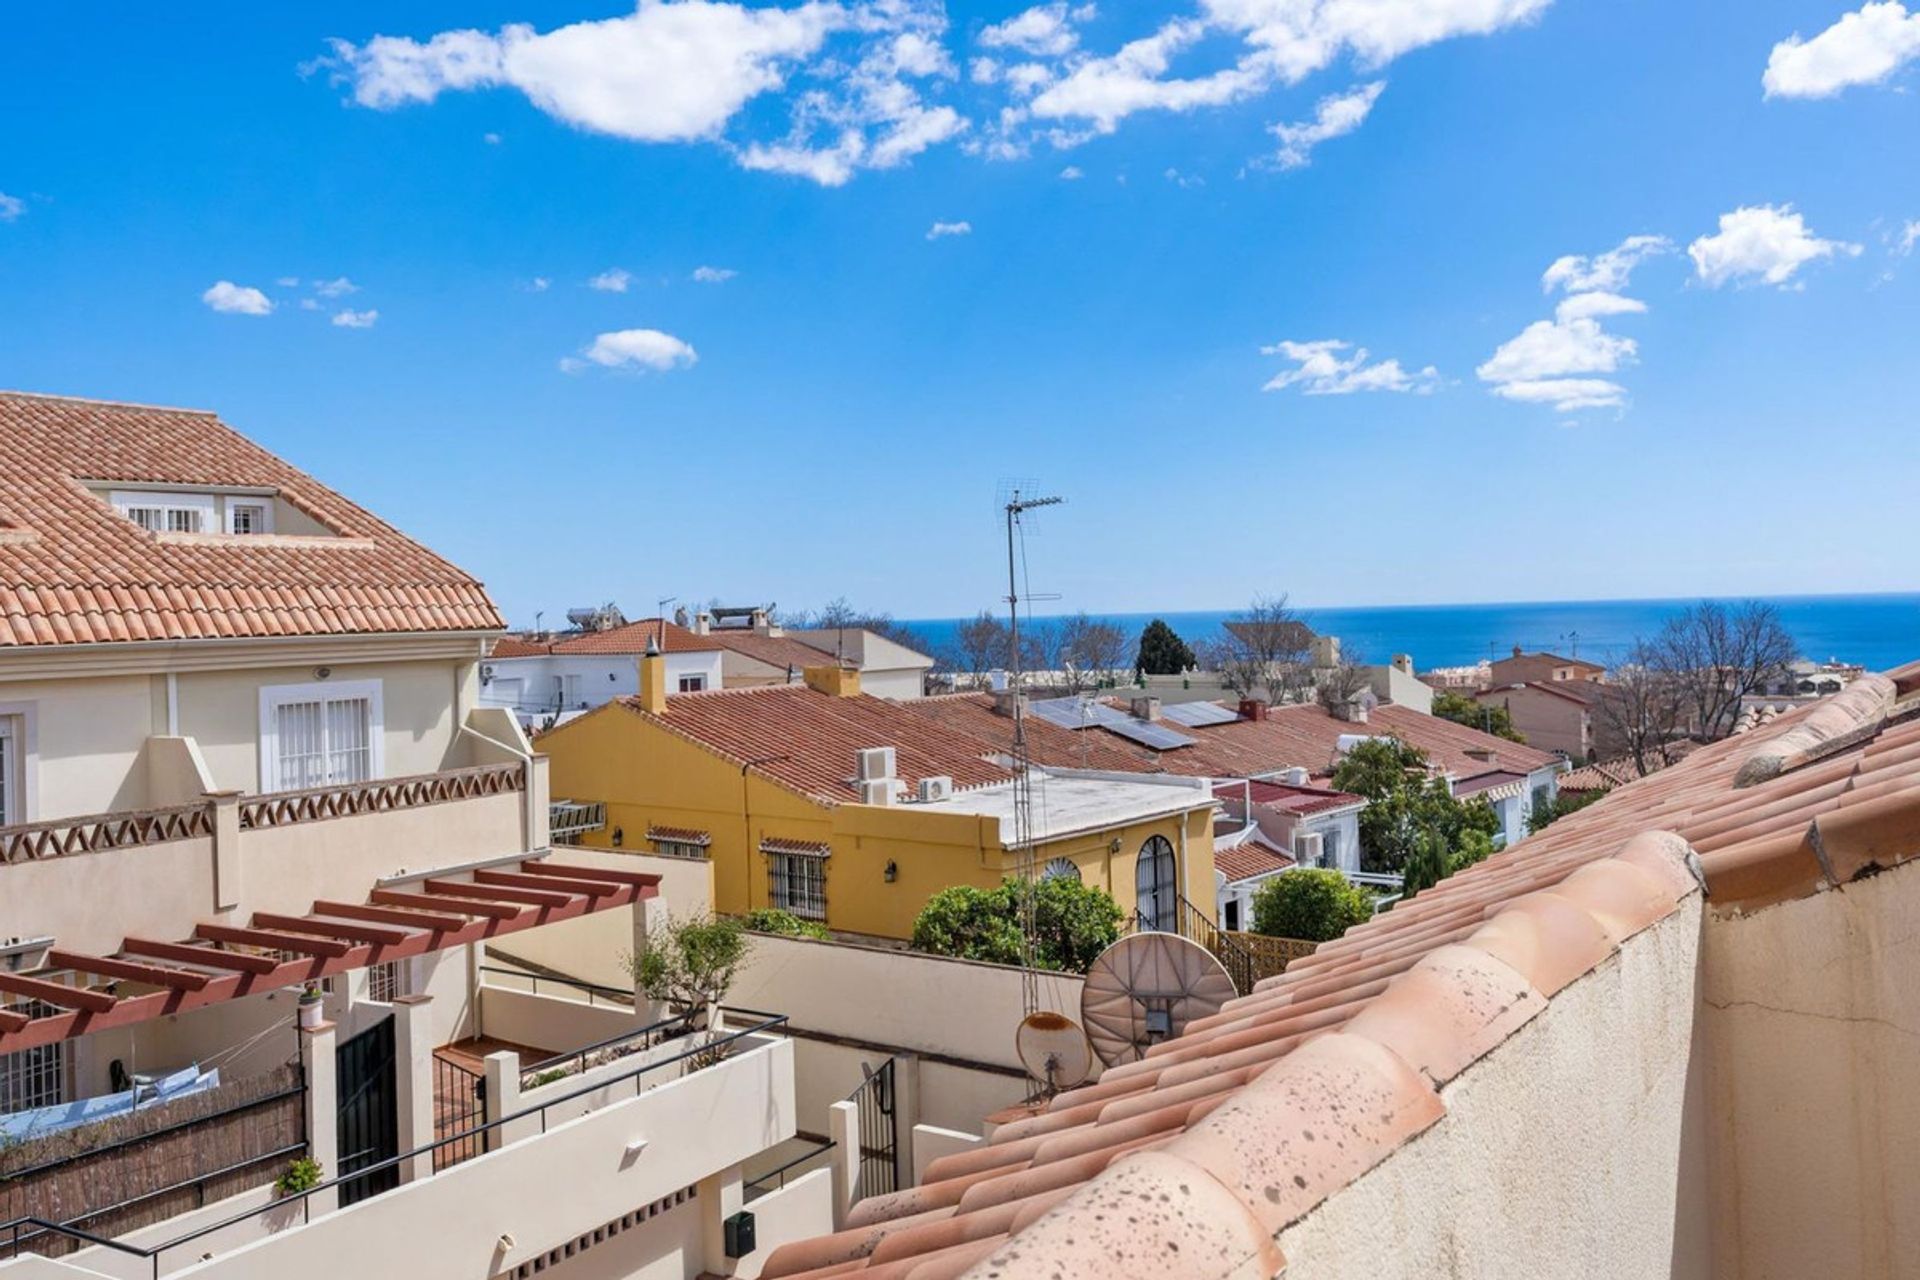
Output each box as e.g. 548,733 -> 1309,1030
313,900 -> 470,934
46,950 -> 213,992
254,912 -> 411,948
0,971 -> 118,1013
478,868 -> 623,900
196,923 -> 355,959
370,889 -> 523,922
122,937 -> 281,976
422,878 -> 578,909
514,862 -> 660,892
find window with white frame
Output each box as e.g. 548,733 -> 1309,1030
652,839 -> 708,860
110,490 -> 215,535
676,674 -> 707,693
0,1002 -> 68,1113
766,850 -> 827,920
0,716 -> 18,827
228,502 -> 271,535
259,680 -> 382,792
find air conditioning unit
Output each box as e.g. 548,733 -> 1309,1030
859,778 -> 895,807
1294,832 -> 1326,867
857,746 -> 897,781
917,775 -> 953,803
1282,766 -> 1309,787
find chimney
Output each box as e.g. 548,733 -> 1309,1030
1512,644 -> 1524,658
1392,654 -> 1413,675
1130,696 -> 1162,722
1283,766 -> 1309,786
638,639 -> 668,714
803,664 -> 862,698
691,612 -> 711,636
1237,698 -> 1268,722
1330,697 -> 1368,724
1465,745 -> 1499,767
992,689 -> 1028,719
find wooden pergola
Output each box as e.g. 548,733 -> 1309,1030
0,858 -> 657,1053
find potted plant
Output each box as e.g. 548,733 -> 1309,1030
275,1156 -> 323,1198
297,982 -> 325,1030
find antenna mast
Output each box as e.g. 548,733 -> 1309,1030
1004,487 -> 1064,1019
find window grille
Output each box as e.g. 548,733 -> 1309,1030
0,1001 -> 68,1113
165,508 -> 202,533
367,960 -> 404,1004
270,692 -> 373,791
653,840 -> 708,861
767,851 -> 827,920
230,503 -> 268,534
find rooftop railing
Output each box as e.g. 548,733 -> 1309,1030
0,1009 -> 789,1280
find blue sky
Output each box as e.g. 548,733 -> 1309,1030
2,1 -> 1915,624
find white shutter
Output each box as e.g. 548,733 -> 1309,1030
275,700 -> 326,790
262,681 -> 383,792
326,696 -> 373,784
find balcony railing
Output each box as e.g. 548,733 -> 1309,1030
0,763 -> 525,865
548,799 -> 607,842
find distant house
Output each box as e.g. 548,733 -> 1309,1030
481,618 -> 726,727
690,606 -> 934,699
1212,775 -> 1366,930
1474,678 -> 1602,761
1487,645 -> 1606,688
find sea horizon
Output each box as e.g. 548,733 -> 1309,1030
896,590 -> 1920,674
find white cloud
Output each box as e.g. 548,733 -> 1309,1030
322,1 -> 964,187
588,267 -> 634,292
926,219 -> 972,239
1164,166 -> 1204,187
275,276 -> 301,287
1539,234 -> 1670,294
300,298 -> 323,311
979,3 -> 1091,58
484,131 -> 503,143
201,281 -> 275,316
1261,338 -> 1438,395
692,265 -> 738,282
1898,220 -> 1920,257
1763,1 -> 1920,98
0,192 -> 23,222
563,327 -> 699,373
527,276 -> 552,292
1268,79 -> 1382,169
1687,204 -> 1861,288
332,308 -> 380,328
312,276 -> 360,297
1479,234 -> 1664,413
1059,164 -> 1084,179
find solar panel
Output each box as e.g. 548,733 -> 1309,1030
1105,718 -> 1197,751
1161,701 -> 1240,728
1030,697 -> 1132,731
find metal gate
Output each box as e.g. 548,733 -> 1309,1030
847,1058 -> 899,1203
431,1054 -> 486,1172
336,1016 -> 399,1206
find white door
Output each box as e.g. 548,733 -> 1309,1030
261,681 -> 382,792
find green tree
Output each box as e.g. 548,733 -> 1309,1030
910,877 -> 1123,973
1525,788 -> 1603,834
627,912 -> 749,1017
1251,870 -> 1376,942
1134,619 -> 1196,676
1332,737 -> 1500,875
1400,828 -> 1498,903
1430,689 -> 1526,744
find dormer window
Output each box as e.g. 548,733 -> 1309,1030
113,492 -> 213,534
228,502 -> 269,535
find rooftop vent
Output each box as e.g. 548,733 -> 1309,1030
1130,696 -> 1162,722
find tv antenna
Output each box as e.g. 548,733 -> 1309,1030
1001,483 -> 1064,1017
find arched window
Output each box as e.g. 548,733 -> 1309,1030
1135,835 -> 1177,932
1041,857 -> 1082,883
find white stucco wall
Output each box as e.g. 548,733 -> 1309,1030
1699,858 -> 1920,1279
481,651 -> 724,716
1276,894 -> 1703,1280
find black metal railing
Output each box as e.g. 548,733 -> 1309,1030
431,1056 -> 486,1172
1131,892 -> 1260,995
743,1138 -> 836,1202
846,1059 -> 899,1204
477,962 -> 634,1008
0,1012 -> 790,1279
516,1007 -> 702,1089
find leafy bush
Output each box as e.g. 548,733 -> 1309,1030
1250,869 -> 1376,942
741,908 -> 829,940
627,912 -> 749,1015
911,877 -> 1123,973
1526,788 -> 1603,834
1332,737 -> 1501,875
275,1156 -> 323,1197
1430,690 -> 1527,743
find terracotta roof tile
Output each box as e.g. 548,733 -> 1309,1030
489,618 -> 723,657
0,392 -> 502,646
707,630 -> 848,673
768,662 -> 1920,1279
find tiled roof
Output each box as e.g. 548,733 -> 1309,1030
0,392 -> 503,646
598,684 -> 1014,804
707,630 -> 848,674
1476,678 -> 1602,706
900,695 -> 1558,786
760,660 -> 1920,1280
490,618 -> 723,657
1213,836 -> 1295,884
1558,742 -> 1700,794
1216,778 -> 1364,817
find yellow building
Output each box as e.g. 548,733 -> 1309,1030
537,655 -> 1219,940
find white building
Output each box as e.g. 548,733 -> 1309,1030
481,620 -> 727,729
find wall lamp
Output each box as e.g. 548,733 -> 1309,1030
611,827 -> 624,847
884,860 -> 898,883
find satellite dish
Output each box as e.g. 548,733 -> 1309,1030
1015,1011 -> 1094,1092
1080,933 -> 1235,1067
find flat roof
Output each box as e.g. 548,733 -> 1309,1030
909,770 -> 1216,847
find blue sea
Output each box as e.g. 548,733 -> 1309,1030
897,594 -> 1920,674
